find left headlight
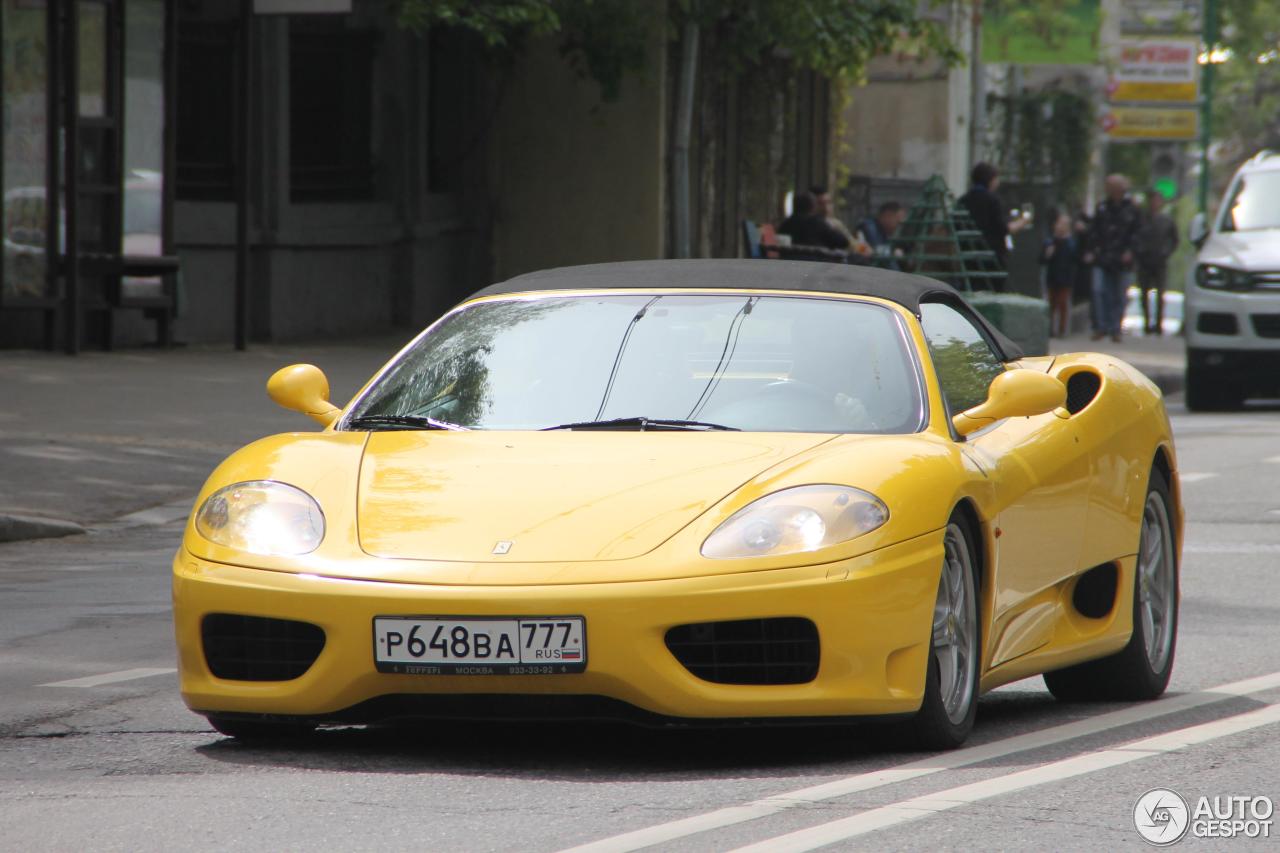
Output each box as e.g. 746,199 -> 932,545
701,484 -> 889,560
195,480 -> 325,556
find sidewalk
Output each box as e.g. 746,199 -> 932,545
0,338 -> 404,540
1049,330 -> 1185,397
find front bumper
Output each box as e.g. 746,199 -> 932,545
1186,284 -> 1280,351
173,535 -> 942,723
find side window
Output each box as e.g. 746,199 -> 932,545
919,302 -> 1005,417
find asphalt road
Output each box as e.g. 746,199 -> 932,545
2,398 -> 1279,852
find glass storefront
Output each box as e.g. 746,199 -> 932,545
2,0 -> 52,301
122,0 -> 165,299
2,0 -> 175,347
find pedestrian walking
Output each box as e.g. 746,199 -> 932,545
1040,211 -> 1079,337
1133,191 -> 1180,334
1084,174 -> 1142,342
1071,204 -> 1095,329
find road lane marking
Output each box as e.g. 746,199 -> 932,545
41,667 -> 176,688
561,670 -> 1280,853
1178,472 -> 1218,483
1267,455 -> 1280,463
730,702 -> 1280,853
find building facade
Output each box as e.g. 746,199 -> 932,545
1,0 -> 669,351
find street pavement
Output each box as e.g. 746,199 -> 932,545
0,338 -> 401,537
6,334 -> 1280,852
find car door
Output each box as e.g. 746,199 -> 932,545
920,300 -> 1091,667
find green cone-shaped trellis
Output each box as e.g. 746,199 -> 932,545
873,174 -> 1007,293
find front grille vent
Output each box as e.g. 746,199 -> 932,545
665,617 -> 819,685
1065,371 -> 1101,415
1251,314 -> 1280,339
1197,312 -> 1239,336
202,614 -> 325,681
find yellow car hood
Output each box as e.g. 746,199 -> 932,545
357,430 -> 833,562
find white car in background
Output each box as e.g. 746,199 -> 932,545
1185,151 -> 1280,410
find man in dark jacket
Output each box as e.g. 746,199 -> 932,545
1084,174 -> 1142,342
778,191 -> 851,252
959,163 -> 1027,289
1133,191 -> 1180,334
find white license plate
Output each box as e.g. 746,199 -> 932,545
373,616 -> 587,675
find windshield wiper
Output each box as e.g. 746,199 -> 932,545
345,414 -> 469,431
542,416 -> 739,432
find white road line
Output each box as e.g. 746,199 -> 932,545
561,670 -> 1280,853
1267,455 -> 1280,464
40,667 -> 176,688
730,702 -> 1280,853
1179,472 -> 1218,483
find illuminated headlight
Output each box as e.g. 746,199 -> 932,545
701,484 -> 889,560
1196,264 -> 1250,290
195,480 -> 324,556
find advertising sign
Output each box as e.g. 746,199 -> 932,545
1109,39 -> 1199,103
1101,107 -> 1198,141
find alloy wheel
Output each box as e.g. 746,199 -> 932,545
933,524 -> 978,726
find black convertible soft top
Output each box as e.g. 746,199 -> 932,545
470,259 -> 1024,361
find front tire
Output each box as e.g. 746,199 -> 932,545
1044,467 -> 1178,701
1185,364 -> 1243,411
907,518 -> 981,750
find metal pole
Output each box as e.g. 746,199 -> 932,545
1198,0 -> 1219,215
234,0 -> 252,350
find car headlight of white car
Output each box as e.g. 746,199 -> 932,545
195,480 -> 325,556
701,484 -> 889,560
1196,263 -> 1252,290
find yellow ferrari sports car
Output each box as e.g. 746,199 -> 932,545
173,260 -> 1182,748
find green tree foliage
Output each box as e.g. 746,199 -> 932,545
989,89 -> 1094,201
397,0 -> 959,99
1212,0 -> 1280,177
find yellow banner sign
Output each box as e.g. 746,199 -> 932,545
1102,107 -> 1198,140
1108,80 -> 1198,103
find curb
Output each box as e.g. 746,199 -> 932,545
0,514 -> 87,544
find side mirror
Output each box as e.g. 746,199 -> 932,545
1188,212 -> 1208,248
267,364 -> 341,426
952,369 -> 1066,437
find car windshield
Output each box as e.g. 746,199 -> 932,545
344,293 -> 924,433
1220,171 -> 1280,232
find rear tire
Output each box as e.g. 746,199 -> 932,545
906,517 -> 981,750
206,714 -> 316,742
1044,467 -> 1178,701
1185,365 -> 1243,412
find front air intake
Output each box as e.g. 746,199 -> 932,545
202,614 -> 325,681
665,617 -> 820,685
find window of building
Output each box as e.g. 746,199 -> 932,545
289,18 -> 375,203
919,300 -> 1005,417
175,14 -> 236,201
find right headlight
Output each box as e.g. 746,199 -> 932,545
195,480 -> 325,556
1196,264 -> 1251,290
701,484 -> 889,560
